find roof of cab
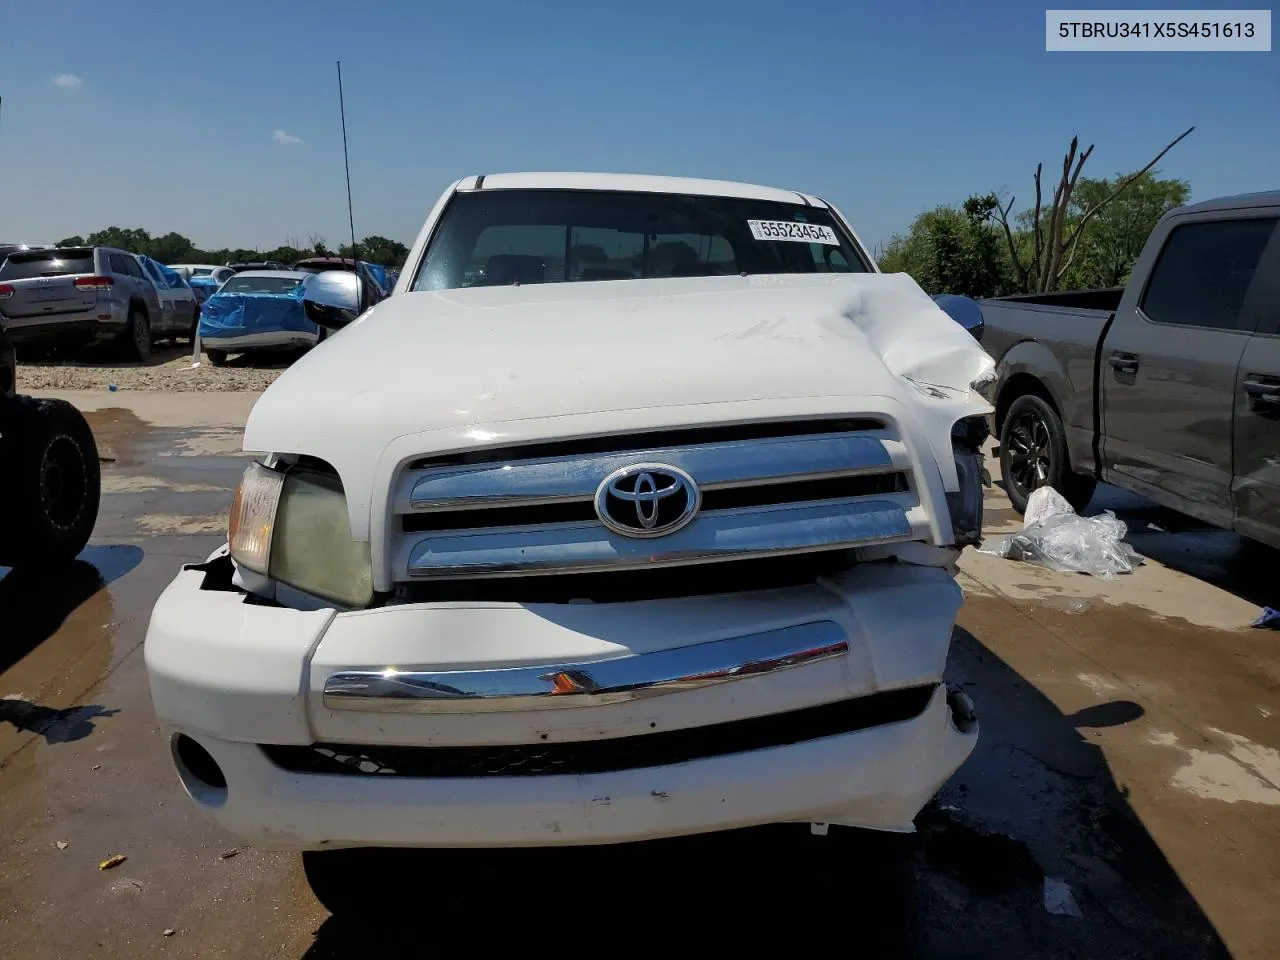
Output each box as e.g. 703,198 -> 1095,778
1174,190 -> 1280,215
456,172 -> 827,208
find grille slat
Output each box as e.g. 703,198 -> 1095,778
392,421 -> 923,585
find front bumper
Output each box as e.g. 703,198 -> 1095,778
199,330 -> 319,352
144,551 -> 977,849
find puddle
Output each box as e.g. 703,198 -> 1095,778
100,475 -> 222,494
1147,728 -> 1280,806
135,514 -> 226,535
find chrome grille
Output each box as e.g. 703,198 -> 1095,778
392,422 -> 928,581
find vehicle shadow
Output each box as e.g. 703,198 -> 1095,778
1087,483 -> 1277,611
0,544 -> 143,674
297,625 -> 1230,959
19,342 -> 190,369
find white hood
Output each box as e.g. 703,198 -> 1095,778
245,272 -> 994,540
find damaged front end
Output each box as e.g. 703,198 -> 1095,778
948,414 -> 992,549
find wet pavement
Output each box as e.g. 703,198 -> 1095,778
1,397 -> 1277,958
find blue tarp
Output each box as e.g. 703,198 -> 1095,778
364,262 -> 390,293
137,255 -> 188,290
188,276 -> 221,303
199,282 -> 318,341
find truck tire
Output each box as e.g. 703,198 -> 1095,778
303,849 -> 474,915
0,396 -> 101,568
124,306 -> 152,362
999,394 -> 1096,514
205,348 -> 228,366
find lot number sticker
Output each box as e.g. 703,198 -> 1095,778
748,220 -> 839,244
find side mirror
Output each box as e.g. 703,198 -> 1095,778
303,270 -> 365,330
932,294 -> 984,342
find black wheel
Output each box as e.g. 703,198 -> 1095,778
303,849 -> 475,915
999,394 -> 1096,514
0,396 -> 101,568
205,348 -> 228,366
123,306 -> 152,362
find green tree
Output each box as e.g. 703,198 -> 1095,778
266,245 -> 309,266
85,226 -> 153,255
878,197 -> 1013,298
990,128 -> 1194,292
149,232 -> 198,263
337,235 -> 410,267
1058,171 -> 1190,289
56,235 -> 85,247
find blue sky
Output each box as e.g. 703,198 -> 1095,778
1,0 -> 1274,255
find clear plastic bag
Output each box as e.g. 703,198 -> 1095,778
979,486 -> 1142,579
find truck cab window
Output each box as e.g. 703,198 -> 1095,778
1140,218 -> 1277,332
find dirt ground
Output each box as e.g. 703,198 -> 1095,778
0,392 -> 1276,958
14,343 -> 290,392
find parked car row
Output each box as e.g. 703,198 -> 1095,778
189,257 -> 391,365
0,242 -> 402,365
0,245 -> 197,361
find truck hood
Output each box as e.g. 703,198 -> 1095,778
244,272 -> 994,539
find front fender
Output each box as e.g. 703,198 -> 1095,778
994,340 -> 1072,427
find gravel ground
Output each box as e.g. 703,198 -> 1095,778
15,344 -> 293,392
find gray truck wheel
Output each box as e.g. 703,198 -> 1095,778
999,394 -> 1096,514
0,396 -> 101,568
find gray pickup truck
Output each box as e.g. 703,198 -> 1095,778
978,190 -> 1280,548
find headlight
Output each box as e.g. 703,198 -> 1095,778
228,461 -> 374,607
970,370 -> 997,403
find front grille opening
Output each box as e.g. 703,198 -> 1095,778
700,471 -> 907,511
404,500 -> 596,532
393,548 -> 858,604
408,418 -> 885,469
401,471 -> 909,534
260,684 -> 937,779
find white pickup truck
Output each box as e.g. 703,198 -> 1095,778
144,172 -> 995,911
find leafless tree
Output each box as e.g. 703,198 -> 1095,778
993,127 -> 1194,293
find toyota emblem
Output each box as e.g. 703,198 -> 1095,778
594,463 -> 700,538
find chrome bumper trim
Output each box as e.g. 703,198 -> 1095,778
405,496 -> 914,579
403,432 -> 904,512
323,620 -> 848,714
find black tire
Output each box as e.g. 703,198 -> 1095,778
303,849 -> 470,916
189,309 -> 200,344
0,396 -> 101,568
124,306 -> 152,362
205,348 -> 228,366
999,393 -> 1096,514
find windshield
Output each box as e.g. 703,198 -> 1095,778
0,250 -> 96,280
411,189 -> 871,292
220,275 -> 303,294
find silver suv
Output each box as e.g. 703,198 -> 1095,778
0,246 -> 188,360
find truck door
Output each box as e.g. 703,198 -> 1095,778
1100,213 -> 1277,527
1231,216 -> 1280,547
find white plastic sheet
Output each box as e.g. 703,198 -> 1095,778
979,486 -> 1142,579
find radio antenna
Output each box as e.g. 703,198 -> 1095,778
336,61 -> 358,264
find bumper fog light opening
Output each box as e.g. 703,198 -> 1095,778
172,734 -> 229,807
